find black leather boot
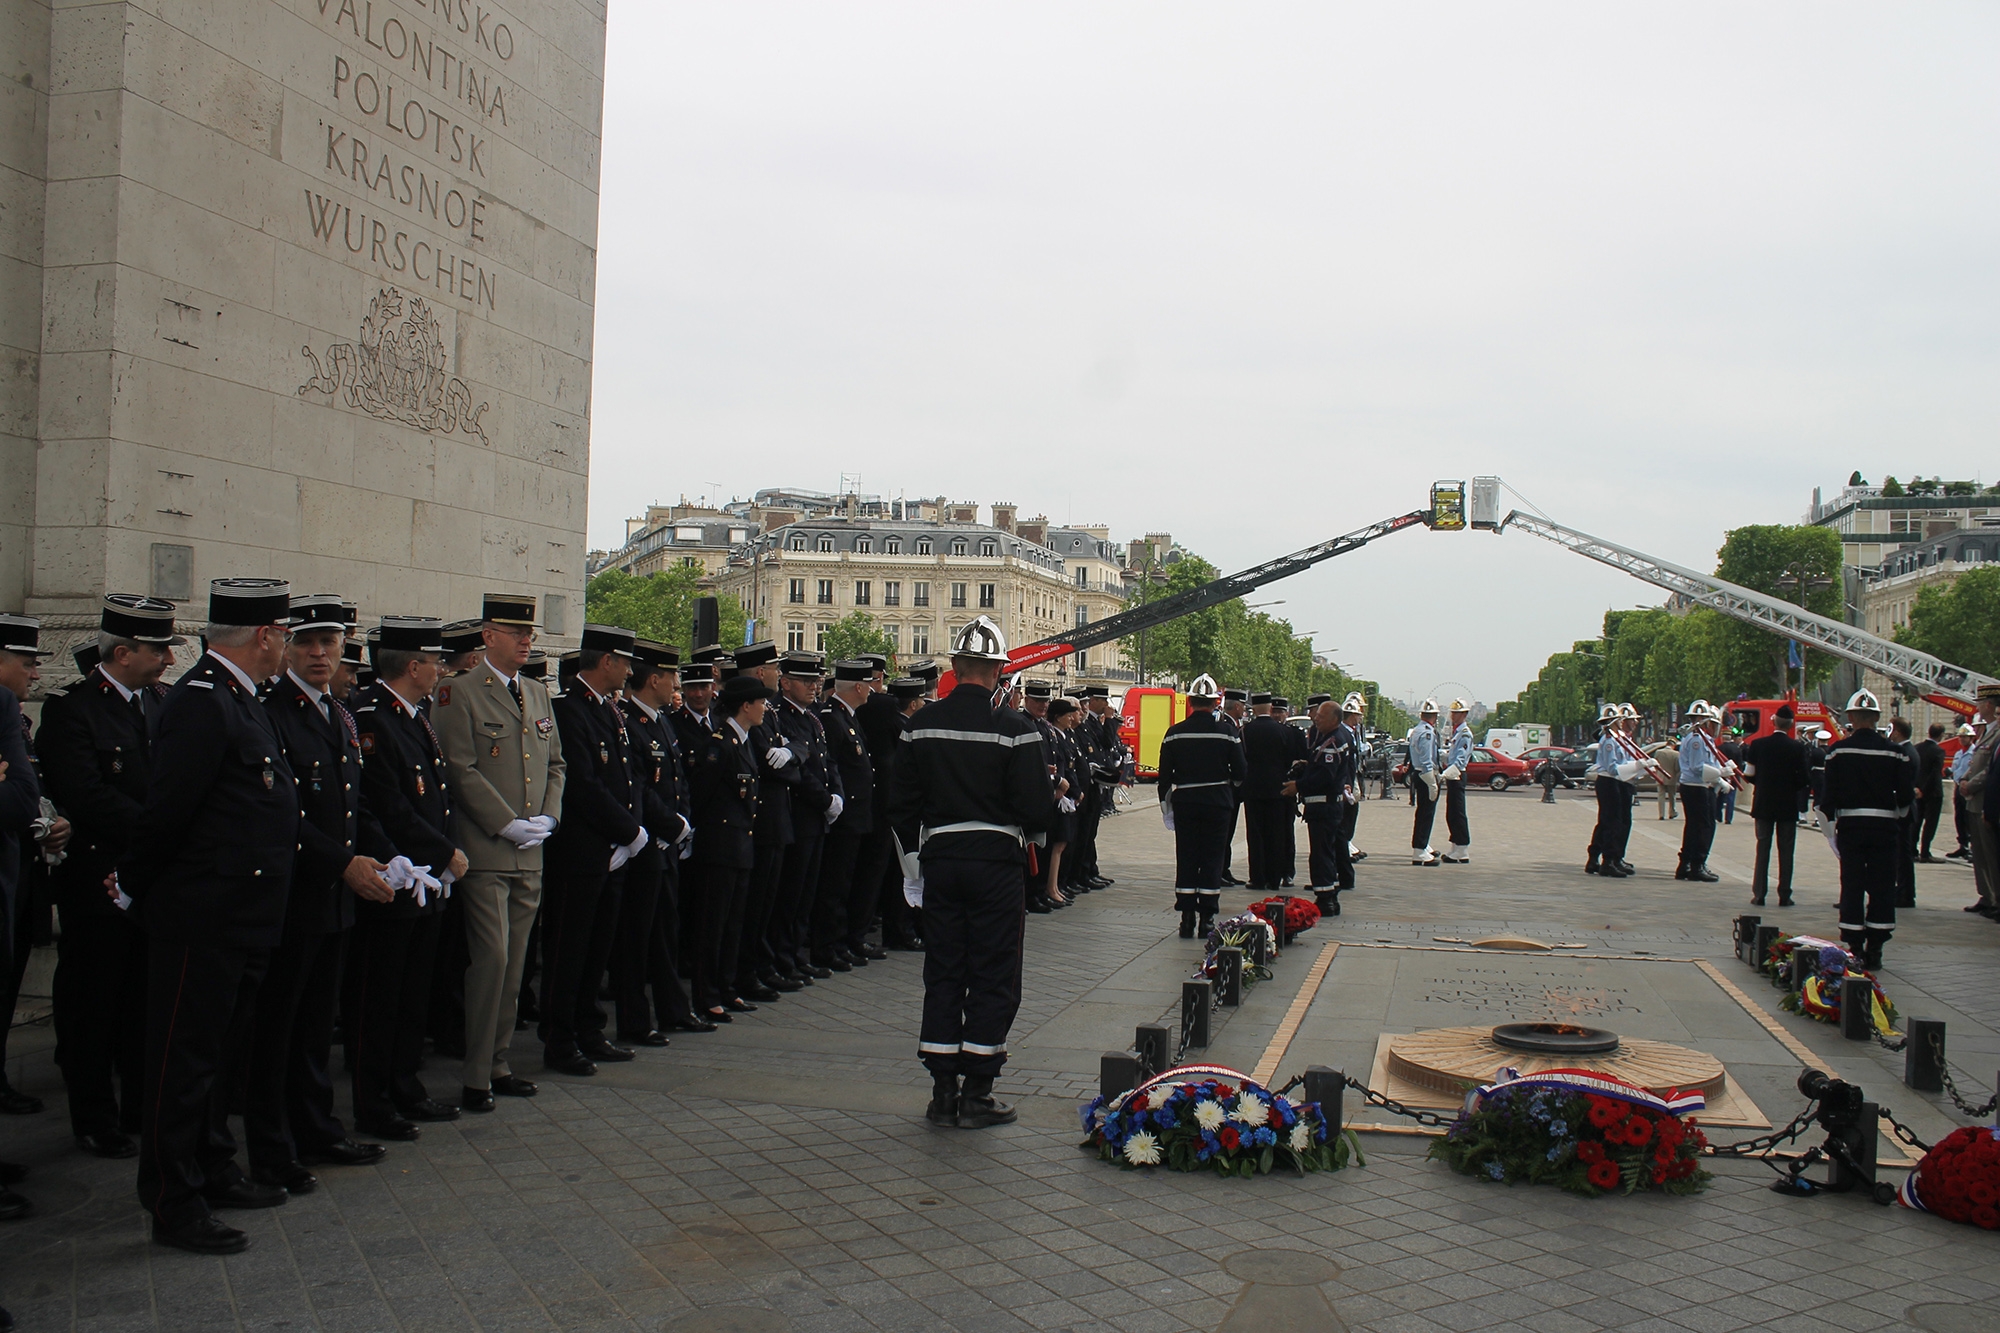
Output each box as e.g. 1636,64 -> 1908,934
956,1076 -> 1016,1129
1178,909 -> 1197,939
926,1074 -> 959,1127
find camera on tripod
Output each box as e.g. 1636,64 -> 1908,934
1773,1069 -> 1897,1205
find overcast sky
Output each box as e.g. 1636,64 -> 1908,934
589,2 -> 1999,704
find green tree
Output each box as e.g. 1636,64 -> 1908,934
1881,476 -> 1904,497
1945,479 -> 1978,497
584,566 -> 746,648
1848,470 -> 1865,486
824,610 -> 896,664
1711,524 -> 1844,695
1898,567 -> 2000,678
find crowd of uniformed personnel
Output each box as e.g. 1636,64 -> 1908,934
0,585 -> 1125,1262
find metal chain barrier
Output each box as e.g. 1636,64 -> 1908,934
1930,1031 -> 2000,1120
1703,1105 -> 1819,1159
1338,1072 -> 1457,1129
1878,1106 -> 1932,1156
1871,1029 -> 1908,1054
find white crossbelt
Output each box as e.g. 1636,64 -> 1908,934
925,820 -> 1025,843
1300,794 -> 1328,804
1832,808 -> 1908,820
1172,780 -> 1229,790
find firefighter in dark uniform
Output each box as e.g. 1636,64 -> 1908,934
1295,698 -> 1357,916
244,594 -> 395,1197
1157,675 -> 1248,938
1062,691 -> 1102,895
426,619 -> 489,1059
888,617 -> 1055,1129
1241,692 -> 1306,890
818,661 -> 878,964
767,650 -> 839,989
1074,686 -> 1121,889
688,675 -> 771,1020
38,596 -> 180,1159
876,676 -> 931,950
670,658 -> 726,998
1820,689 -> 1916,971
611,640 -> 702,1043
540,624 -> 648,1076
854,664 -> 909,953
348,617 -> 466,1139
124,579 -> 301,1253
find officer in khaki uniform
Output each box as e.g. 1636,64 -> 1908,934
428,593 -> 566,1112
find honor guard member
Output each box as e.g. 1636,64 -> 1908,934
124,579 -> 301,1254
1217,688 -> 1248,884
1157,674 -> 1247,938
1408,700 -> 1442,864
1675,701 -> 1734,882
1820,689 -> 1915,970
820,660 -> 881,961
1339,694 -> 1369,866
689,674 -> 771,1021
244,594 -> 396,1198
731,642 -> 794,1006
38,597 -> 179,1160
888,617 -> 1054,1129
854,664 -> 911,951
1295,699 -> 1358,915
1435,699 -> 1475,863
670,656 -> 724,983
767,651 -> 838,990
430,593 -> 566,1113
1240,694 -> 1305,890
540,625 -> 648,1077
611,640 -> 704,1041
1069,686 -> 1117,890
348,616 -> 465,1141
1043,697 -> 1085,905
1585,704 -> 1633,877
439,620 -> 485,676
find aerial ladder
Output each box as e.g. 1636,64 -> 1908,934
994,477 -> 1990,717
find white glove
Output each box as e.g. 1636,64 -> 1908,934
1422,773 -> 1440,799
106,871 -> 133,912
1699,764 -> 1724,788
1160,797 -> 1175,832
764,746 -> 794,770
1342,784 -> 1358,805
609,844 -> 632,872
528,814 -> 558,837
499,818 -> 544,848
626,827 -> 650,857
678,838 -> 694,861
1614,760 -> 1642,784
675,814 -> 693,843
826,793 -> 845,826
1440,764 -> 1462,783
383,856 -> 419,891
438,868 -> 455,900
1058,796 -> 1077,814
902,876 -> 924,908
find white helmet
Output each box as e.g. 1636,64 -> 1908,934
1418,698 -> 1440,715
1618,702 -> 1640,719
1686,698 -> 1711,720
1960,723 -> 1978,737
1448,698 -> 1471,713
950,615 -> 1010,662
1598,703 -> 1620,722
1342,692 -> 1366,715
1187,673 -> 1220,702
1846,688 -> 1881,714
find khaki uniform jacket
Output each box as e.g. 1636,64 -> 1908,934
431,661 -> 567,872
1961,726 -> 1999,815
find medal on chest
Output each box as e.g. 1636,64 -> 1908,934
262,766 -> 276,790
415,771 -> 427,796
490,743 -> 501,758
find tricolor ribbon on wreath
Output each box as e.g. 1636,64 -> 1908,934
1469,1067 -> 1705,1118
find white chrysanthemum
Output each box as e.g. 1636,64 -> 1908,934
1290,1123 -> 1312,1152
1122,1130 -> 1162,1165
1194,1100 -> 1226,1131
1232,1094 -> 1267,1124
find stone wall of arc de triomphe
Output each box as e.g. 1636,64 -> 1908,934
3,0 -> 604,656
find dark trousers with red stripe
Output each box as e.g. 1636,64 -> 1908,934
347,911 -> 442,1124
138,939 -> 269,1225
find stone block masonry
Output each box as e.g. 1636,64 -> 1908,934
3,0 -> 606,650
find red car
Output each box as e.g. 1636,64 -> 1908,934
1390,746 -> 1535,791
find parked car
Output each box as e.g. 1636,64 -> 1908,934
1520,744 -> 1592,788
1392,745 -> 1533,791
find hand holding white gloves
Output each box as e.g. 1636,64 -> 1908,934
764,745 -> 794,770
1057,795 -> 1077,814
529,814 -> 557,838
902,876 -> 924,909
500,818 -> 545,849
825,793 -> 845,826
608,826 -> 649,873
1440,764 -> 1462,784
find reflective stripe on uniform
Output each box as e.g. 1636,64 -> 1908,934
925,820 -> 1024,843
1172,780 -> 1229,790
918,1041 -> 960,1055
960,1040 -> 1007,1056
906,728 -> 1043,748
1834,808 -> 1908,820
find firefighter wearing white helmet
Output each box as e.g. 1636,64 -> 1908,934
1437,698 -> 1476,863
1408,700 -> 1442,864
885,612 -> 1056,1130
1815,687 -> 1915,970
1586,703 -> 1635,878
1675,700 -> 1735,881
1341,694 -> 1369,870
1156,673 -> 1246,937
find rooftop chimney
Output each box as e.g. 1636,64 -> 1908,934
991,503 -> 1017,534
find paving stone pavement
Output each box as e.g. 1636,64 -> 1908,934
2,789 -> 1997,1332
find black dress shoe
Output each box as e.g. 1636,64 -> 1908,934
492,1075 -> 538,1097
856,943 -> 889,961
354,1116 -> 422,1142
801,963 -> 833,980
252,1161 -> 318,1195
1027,897 -> 1053,914
1777,895 -> 1794,907
543,1051 -> 598,1077
704,1007 -> 734,1024
202,1175 -> 289,1209
740,984 -> 781,1003
763,974 -> 804,993
669,1017 -> 717,1033
784,969 -> 815,986
1585,860 -> 1600,875
398,1098 -> 462,1123
0,1188 -> 28,1221
1751,894 -> 1766,906
153,1213 -> 250,1254
1689,868 -> 1719,883
839,949 -> 869,968
0,1162 -> 24,1186
0,1088 -> 43,1116
884,936 -> 924,951
301,1139 -> 388,1167
580,1039 -> 635,1063
461,1087 -> 496,1113
721,996 -> 759,1014
619,1029 -> 672,1046
1614,861 -> 1634,874
1919,853 -> 1942,863
77,1132 -> 138,1160
818,956 -> 852,973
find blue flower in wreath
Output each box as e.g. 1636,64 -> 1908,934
1253,1127 -> 1276,1147
1081,1097 -> 1106,1132
1486,1161 -> 1505,1180
1154,1109 -> 1176,1130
